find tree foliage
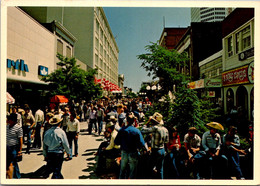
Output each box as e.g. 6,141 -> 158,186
137,42 -> 190,94
41,54 -> 102,102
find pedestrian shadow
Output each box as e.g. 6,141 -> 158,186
86,157 -> 95,161
84,148 -> 98,152
82,152 -> 95,156
20,165 -> 49,179
96,139 -> 103,141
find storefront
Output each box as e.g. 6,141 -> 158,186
222,62 -> 254,121
188,79 -> 222,106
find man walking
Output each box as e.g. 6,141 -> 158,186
24,107 -> 35,154
33,107 -> 44,149
43,114 -> 71,179
115,113 -> 147,179
141,112 -> 169,179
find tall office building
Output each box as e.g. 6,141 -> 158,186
191,7 -> 232,22
21,7 -> 119,85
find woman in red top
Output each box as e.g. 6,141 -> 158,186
164,127 -> 182,179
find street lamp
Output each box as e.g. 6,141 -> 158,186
146,85 -> 151,90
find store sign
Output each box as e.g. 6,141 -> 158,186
222,65 -> 249,86
208,91 -> 216,97
205,79 -> 222,88
38,65 -> 49,76
188,79 -> 204,89
7,59 -> 29,72
238,48 -> 254,61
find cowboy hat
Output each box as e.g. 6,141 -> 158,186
150,112 -> 164,125
106,121 -> 114,129
109,115 -> 117,121
49,115 -> 63,125
46,112 -> 54,118
206,122 -> 224,131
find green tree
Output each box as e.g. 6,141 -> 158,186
137,42 -> 190,94
41,54 -> 102,102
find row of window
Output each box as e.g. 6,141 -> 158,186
226,24 -> 252,57
57,39 -> 72,58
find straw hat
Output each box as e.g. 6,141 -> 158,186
206,122 -> 224,131
46,112 -> 54,118
109,115 -> 117,122
49,115 -> 63,125
150,112 -> 164,125
106,121 -> 114,129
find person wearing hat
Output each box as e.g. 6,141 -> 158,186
6,113 -> 23,179
222,126 -> 246,180
115,112 -> 147,179
141,112 -> 169,179
43,114 -> 71,179
201,122 -> 228,179
42,112 -> 54,140
184,127 -> 204,179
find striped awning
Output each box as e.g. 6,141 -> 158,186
7,92 -> 15,104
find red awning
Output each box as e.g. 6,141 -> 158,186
7,92 -> 15,104
50,95 -> 69,103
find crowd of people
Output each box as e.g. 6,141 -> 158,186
6,97 -> 253,180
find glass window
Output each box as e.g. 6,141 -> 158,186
235,32 -> 240,53
66,46 -> 72,58
95,38 -> 99,50
57,39 -> 63,55
96,20 -> 99,35
227,36 -> 233,57
95,54 -> 99,67
242,25 -> 251,50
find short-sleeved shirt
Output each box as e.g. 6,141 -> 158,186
66,118 -> 80,133
24,112 -> 35,126
7,123 -> 23,146
141,124 -> 169,149
184,133 -> 201,149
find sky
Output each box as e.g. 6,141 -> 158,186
103,7 -> 191,92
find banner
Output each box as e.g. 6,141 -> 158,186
222,65 -> 249,86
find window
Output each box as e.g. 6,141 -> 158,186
242,26 -> 251,50
235,32 -> 240,53
95,54 -> 99,67
100,44 -> 103,56
57,39 -> 63,55
95,37 -> 99,50
227,36 -> 233,57
95,20 -> 99,35
66,46 -> 72,58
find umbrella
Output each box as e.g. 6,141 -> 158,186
206,122 -> 224,131
7,92 -> 15,104
50,95 -> 69,103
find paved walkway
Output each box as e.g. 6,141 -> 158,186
19,121 -> 107,179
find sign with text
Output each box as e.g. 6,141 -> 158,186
222,65 -> 249,86
204,79 -> 222,88
7,59 -> 29,72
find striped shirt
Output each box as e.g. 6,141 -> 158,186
7,123 -> 23,146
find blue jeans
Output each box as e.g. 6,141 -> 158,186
67,131 -> 78,158
119,150 -> 139,179
97,117 -> 103,135
25,126 -> 32,153
7,145 -> 21,179
46,153 -> 64,179
151,148 -> 165,179
229,152 -> 244,179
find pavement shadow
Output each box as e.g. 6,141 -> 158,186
84,148 -> 98,152
82,152 -> 95,156
21,165 -> 49,179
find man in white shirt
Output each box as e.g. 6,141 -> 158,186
66,112 -> 80,160
33,108 -> 44,149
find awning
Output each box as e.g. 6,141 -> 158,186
7,92 -> 15,104
50,95 -> 69,103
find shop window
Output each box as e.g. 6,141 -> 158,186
66,46 -> 72,58
227,36 -> 233,57
235,32 -> 240,54
57,39 -> 63,55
